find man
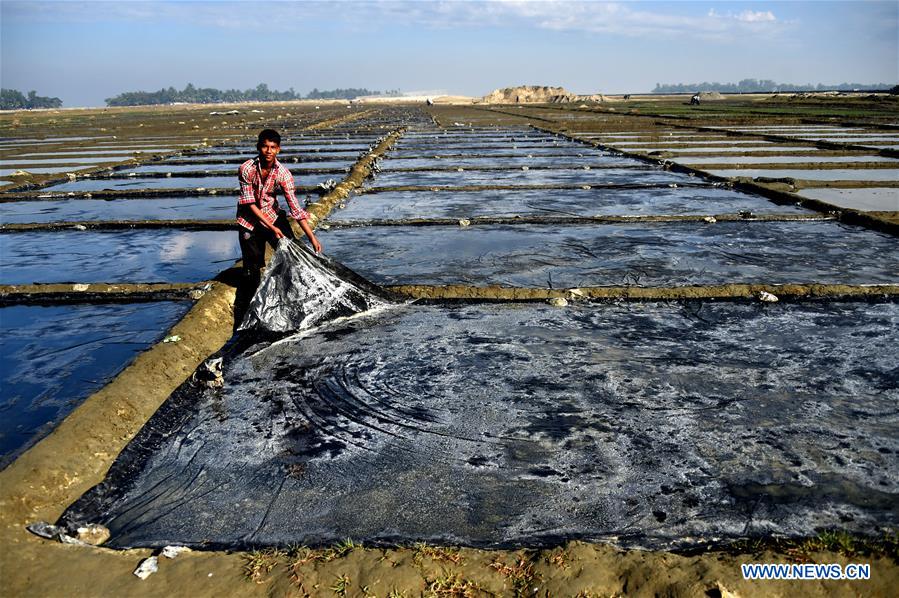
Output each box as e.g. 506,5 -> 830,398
237,129 -> 322,288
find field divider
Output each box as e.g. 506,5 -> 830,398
0,281 -> 214,305
390,283 -> 899,302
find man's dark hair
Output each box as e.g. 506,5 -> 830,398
257,129 -> 281,147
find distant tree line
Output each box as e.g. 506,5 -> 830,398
105,83 -> 397,106
306,88 -> 400,99
652,79 -> 894,94
1,88 -> 63,110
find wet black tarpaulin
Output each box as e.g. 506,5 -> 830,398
59,299 -> 899,550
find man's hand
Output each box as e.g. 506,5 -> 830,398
272,227 -> 285,240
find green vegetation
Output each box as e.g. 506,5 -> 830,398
105,83 -> 397,106
653,79 -> 894,94
728,530 -> 899,562
1,89 -> 63,110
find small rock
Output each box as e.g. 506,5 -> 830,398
73,283 -> 90,291
127,172 -> 137,177
59,534 -> 88,545
163,335 -> 181,343
581,185 -> 591,190
188,289 -> 206,300
84,193 -> 92,199
668,183 -> 678,188
134,557 -> 158,580
66,173 -> 77,181
72,224 -> 88,231
566,288 -> 586,300
165,172 -> 172,178
548,297 -> 568,307
195,187 -> 206,192
26,521 -> 63,540
702,216 -> 717,224
161,545 -> 192,559
194,357 -> 224,389
758,291 -> 779,303
583,166 -> 591,170
76,524 -> 110,546
208,189 -> 217,195
319,223 -> 331,230
458,219 -> 471,227
338,203 -> 346,209
456,167 -> 464,172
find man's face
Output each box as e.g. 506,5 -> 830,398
258,140 -> 280,164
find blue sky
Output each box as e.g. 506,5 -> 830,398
2,0 -> 896,107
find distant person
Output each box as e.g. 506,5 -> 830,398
236,129 -> 322,289
690,94 -> 701,105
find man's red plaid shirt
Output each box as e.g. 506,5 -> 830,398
236,157 -> 309,231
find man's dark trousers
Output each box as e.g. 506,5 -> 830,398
239,210 -> 295,289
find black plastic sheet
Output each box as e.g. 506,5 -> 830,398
60,300 -> 899,550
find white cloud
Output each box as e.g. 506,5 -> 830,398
3,1 -> 788,40
736,10 -> 777,23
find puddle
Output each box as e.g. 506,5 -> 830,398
319,221 -> 898,287
0,301 -> 192,469
59,300 -> 899,549
705,168 -> 899,181
368,167 -> 690,188
679,155 -> 895,165
797,188 -> 899,211
334,187 -> 811,221
0,230 -> 239,284
0,196 -> 236,223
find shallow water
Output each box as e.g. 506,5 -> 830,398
368,167 -> 690,188
0,230 -> 239,284
630,146 -> 818,154
797,187 -> 899,211
320,221 -> 899,287
60,300 -> 899,549
334,187 -> 811,221
0,301 -> 192,469
705,168 -> 899,181
679,155 -> 895,165
0,196 -> 236,223
388,147 -> 599,159
41,171 -> 339,192
123,160 -> 354,174
380,156 -> 634,170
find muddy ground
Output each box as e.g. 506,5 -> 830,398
0,97 -> 896,597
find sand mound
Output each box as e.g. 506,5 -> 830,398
483,85 -> 580,104
698,91 -> 725,100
